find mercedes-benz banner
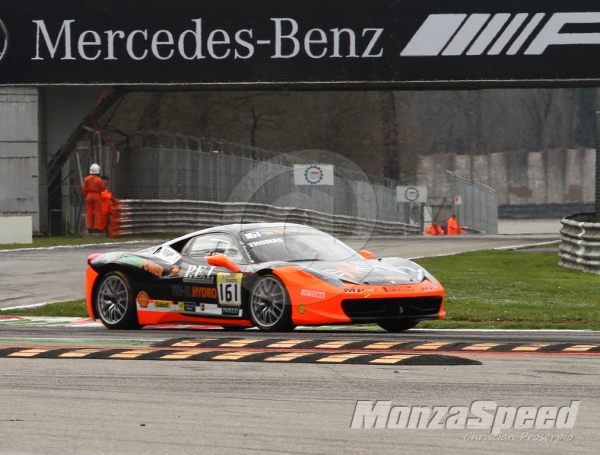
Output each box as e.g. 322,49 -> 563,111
2,1 -> 600,86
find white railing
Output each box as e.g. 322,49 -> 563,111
113,199 -> 421,237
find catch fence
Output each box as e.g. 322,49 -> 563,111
68,132 -> 497,236
449,171 -> 498,235
110,131 -> 409,225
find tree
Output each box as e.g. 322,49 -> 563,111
571,88 -> 597,148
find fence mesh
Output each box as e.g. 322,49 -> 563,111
70,132 -> 498,234
450,171 -> 498,234
112,132 -> 409,224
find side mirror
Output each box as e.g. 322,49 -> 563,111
359,250 -> 374,260
206,254 -> 241,273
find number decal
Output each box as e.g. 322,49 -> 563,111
218,283 -> 239,303
216,273 -> 243,305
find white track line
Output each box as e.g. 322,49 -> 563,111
494,240 -> 560,250
0,301 -> 66,311
410,328 -> 592,332
409,239 -> 560,260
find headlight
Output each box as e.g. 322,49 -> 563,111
300,267 -> 346,288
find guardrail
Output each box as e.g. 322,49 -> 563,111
559,213 -> 600,275
108,199 -> 422,237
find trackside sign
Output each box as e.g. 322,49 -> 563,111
2,1 -> 600,86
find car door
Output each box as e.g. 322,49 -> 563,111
171,233 -> 248,319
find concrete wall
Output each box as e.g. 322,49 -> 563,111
0,216 -> 32,244
417,148 -> 596,206
0,86 -> 105,234
0,88 -> 41,232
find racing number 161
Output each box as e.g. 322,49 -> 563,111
218,283 -> 241,304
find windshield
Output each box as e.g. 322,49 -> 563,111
241,227 -> 358,263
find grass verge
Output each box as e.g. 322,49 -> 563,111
414,250 -> 600,330
1,300 -> 89,318
0,233 -> 183,250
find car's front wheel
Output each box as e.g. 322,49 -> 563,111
95,271 -> 139,329
249,275 -> 294,332
377,320 -> 419,332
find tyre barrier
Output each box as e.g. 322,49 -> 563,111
559,213 -> 600,275
107,199 -> 422,238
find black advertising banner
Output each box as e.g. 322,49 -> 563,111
2,1 -> 600,86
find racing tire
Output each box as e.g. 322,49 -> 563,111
377,320 -> 419,332
95,271 -> 140,330
249,275 -> 294,332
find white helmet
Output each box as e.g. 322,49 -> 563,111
90,163 -> 100,174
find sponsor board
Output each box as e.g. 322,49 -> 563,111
4,3 -> 600,86
397,186 -> 427,203
294,164 -> 334,186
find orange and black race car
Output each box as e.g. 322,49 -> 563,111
85,223 -> 445,332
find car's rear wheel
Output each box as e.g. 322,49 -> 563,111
95,271 -> 139,329
377,320 -> 419,332
249,275 -> 294,332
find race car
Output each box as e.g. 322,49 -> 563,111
85,223 -> 445,332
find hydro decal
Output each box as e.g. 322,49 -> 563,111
2,1 -> 600,86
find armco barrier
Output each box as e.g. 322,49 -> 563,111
559,213 -> 600,275
109,199 -> 421,237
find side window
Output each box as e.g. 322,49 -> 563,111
188,234 -> 244,263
